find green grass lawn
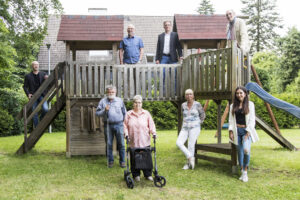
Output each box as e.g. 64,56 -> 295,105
0,129 -> 300,200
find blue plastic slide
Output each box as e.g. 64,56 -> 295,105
245,82 -> 300,119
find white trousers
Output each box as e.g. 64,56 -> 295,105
176,126 -> 201,159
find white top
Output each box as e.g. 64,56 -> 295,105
163,33 -> 171,54
228,101 -> 259,145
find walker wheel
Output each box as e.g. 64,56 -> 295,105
125,176 -> 134,189
154,175 -> 166,188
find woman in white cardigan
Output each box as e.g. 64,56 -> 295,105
229,86 -> 259,182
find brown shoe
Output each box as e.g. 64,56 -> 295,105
120,162 -> 126,168
108,162 -> 114,168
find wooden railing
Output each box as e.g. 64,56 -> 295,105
181,42 -> 250,100
19,62 -> 65,150
65,62 -> 182,101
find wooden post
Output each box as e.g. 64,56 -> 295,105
72,49 -> 76,61
215,100 -> 222,144
66,43 -> 70,62
251,65 -> 281,134
66,100 -> 71,157
231,41 -> 237,100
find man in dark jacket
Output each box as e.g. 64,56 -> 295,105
155,21 -> 183,64
23,61 -> 49,127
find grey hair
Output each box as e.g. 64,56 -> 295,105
105,85 -> 116,92
133,95 -> 143,102
163,21 -> 172,26
185,89 -> 194,95
226,9 -> 236,15
128,24 -> 135,29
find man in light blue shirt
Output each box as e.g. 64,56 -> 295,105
119,24 -> 144,64
96,85 -> 127,168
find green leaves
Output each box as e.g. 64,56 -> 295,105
196,0 -> 215,15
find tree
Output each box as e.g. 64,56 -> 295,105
278,27 -> 300,90
241,0 -> 283,53
196,0 -> 215,15
0,0 -> 62,136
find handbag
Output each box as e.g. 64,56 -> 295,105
133,148 -> 153,170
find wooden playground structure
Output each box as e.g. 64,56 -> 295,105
16,15 -> 297,174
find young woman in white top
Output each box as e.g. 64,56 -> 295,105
229,86 -> 259,182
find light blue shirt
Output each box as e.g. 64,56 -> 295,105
96,97 -> 127,123
119,35 -> 144,64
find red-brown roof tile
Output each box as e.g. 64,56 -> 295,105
57,15 -> 124,41
174,14 -> 228,40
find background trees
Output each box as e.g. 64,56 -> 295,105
196,0 -> 215,15
241,0 -> 283,53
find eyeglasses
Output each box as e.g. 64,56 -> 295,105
134,102 -> 142,104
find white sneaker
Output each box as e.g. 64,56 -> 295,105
146,176 -> 153,181
189,157 -> 195,170
134,176 -> 140,182
242,172 -> 248,182
239,170 -> 244,180
182,163 -> 190,170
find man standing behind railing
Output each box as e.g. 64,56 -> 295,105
119,24 -> 144,64
226,9 -> 250,54
155,21 -> 183,64
23,61 -> 49,128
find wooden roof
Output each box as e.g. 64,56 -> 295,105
57,15 -> 124,42
174,14 -> 228,49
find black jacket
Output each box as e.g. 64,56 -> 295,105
155,32 -> 183,63
23,71 -> 48,97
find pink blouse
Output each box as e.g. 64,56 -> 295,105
124,109 -> 156,148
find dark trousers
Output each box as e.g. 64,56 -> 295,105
130,147 -> 152,178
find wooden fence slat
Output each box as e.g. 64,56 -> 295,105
166,66 -> 170,99
105,65 -> 110,87
159,67 -> 163,99
129,66 -> 134,98
193,56 -> 198,91
88,63 -> 93,96
94,65 -> 99,97
171,67 -> 175,97
216,51 -> 220,91
221,51 -> 226,91
201,54 -> 204,92
136,67 -> 140,95
100,65 -> 105,96
147,66 -> 152,99
82,65 -> 87,97
177,65 -> 181,97
76,63 -> 80,96
124,66 -> 128,99
112,67 -> 117,89
210,52 -> 215,91
117,67 -> 122,98
205,53 -> 209,92
227,49 -> 232,91
69,61 -> 74,96
154,67 -> 158,98
196,55 -> 200,93
142,67 -> 146,98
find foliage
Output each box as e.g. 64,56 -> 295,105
251,93 -> 300,128
241,0 -> 283,53
285,70 -> 300,94
0,130 -> 300,199
277,27 -> 300,89
0,0 -> 62,136
196,0 -> 215,15
126,101 -> 178,130
251,51 -> 282,93
0,109 -> 14,136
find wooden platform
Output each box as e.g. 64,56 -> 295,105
195,143 -> 238,173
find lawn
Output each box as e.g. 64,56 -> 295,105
0,129 -> 299,200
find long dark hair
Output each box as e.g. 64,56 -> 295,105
232,86 -> 249,115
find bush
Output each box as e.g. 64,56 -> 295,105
0,88 -> 26,136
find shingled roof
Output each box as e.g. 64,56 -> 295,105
57,15 -> 124,41
174,14 -> 227,40
174,14 -> 228,49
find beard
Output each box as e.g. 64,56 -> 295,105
108,94 -> 116,100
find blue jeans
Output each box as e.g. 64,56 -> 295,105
32,96 -> 49,128
161,55 -> 177,95
237,127 -> 251,170
104,122 -> 125,164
